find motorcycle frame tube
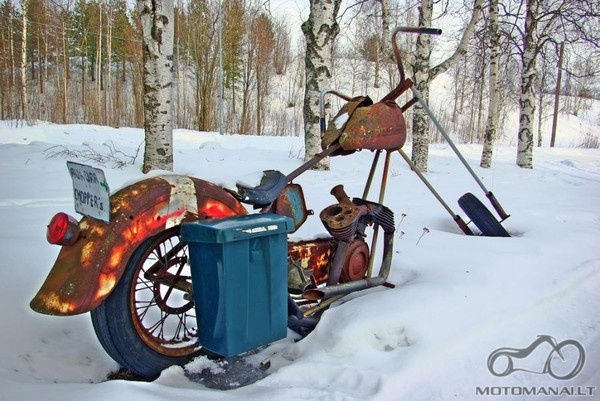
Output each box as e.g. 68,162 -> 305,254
410,87 -> 490,195
30,175 -> 247,316
362,150 -> 382,200
366,150 -> 392,277
409,86 -> 510,220
285,143 -> 341,183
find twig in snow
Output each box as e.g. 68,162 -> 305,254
416,227 -> 430,245
396,213 -> 407,231
44,141 -> 138,169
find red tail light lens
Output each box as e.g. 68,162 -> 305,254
47,213 -> 80,245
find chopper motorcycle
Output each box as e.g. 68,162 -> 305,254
30,27 -> 510,380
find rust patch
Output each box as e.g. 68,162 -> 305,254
340,101 -> 407,151
30,176 -> 246,316
288,238 -> 335,285
272,184 -> 309,232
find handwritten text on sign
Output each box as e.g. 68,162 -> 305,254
67,161 -> 110,223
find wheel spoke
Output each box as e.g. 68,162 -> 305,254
136,296 -> 158,320
145,311 -> 168,338
161,260 -> 186,303
128,227 -> 200,355
91,222 -> 224,380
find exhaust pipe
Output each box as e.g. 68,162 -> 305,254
303,230 -> 394,300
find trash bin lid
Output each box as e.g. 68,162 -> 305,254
181,213 -> 294,243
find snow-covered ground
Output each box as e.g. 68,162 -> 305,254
0,120 -> 598,401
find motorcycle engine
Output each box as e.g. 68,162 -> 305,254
319,187 -> 395,283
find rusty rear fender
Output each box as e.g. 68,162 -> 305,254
30,175 -> 247,316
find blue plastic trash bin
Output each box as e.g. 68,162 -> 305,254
181,213 -> 294,357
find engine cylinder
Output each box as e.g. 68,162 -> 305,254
319,202 -> 366,242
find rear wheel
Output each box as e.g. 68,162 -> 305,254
458,193 -> 510,237
91,226 -> 207,380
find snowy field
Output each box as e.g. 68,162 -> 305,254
0,120 -> 598,401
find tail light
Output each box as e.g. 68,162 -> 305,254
47,213 -> 80,246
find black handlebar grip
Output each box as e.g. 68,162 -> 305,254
395,26 -> 442,35
419,28 -> 442,35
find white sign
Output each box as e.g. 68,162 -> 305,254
67,161 -> 110,223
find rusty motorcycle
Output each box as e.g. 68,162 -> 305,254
30,27 -> 510,380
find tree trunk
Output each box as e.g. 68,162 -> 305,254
550,42 -> 564,148
96,4 -> 103,123
481,0 -> 499,168
81,55 -> 86,108
380,0 -> 391,56
536,68 -> 546,148
138,0 -> 175,173
61,15 -> 68,123
374,38 -> 380,89
301,0 -> 341,170
8,4 -> 15,89
256,76 -> 262,134
20,0 -> 28,122
239,40 -> 254,134
516,0 -> 538,169
116,62 -> 121,126
37,25 -> 43,95
106,6 -> 113,126
0,25 -> 5,120
411,0 -> 483,171
410,0 -> 433,172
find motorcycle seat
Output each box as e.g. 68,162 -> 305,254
235,170 -> 288,206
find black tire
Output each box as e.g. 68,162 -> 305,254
90,226 -> 208,380
458,193 -> 510,237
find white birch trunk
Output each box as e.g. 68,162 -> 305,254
412,0 -> 483,172
380,0 -> 391,55
106,6 -> 113,126
480,0 -> 499,168
411,0 -> 433,172
301,0 -> 341,170
9,5 -> 15,88
374,0 -> 391,88
516,0 -> 538,169
96,4 -> 102,116
138,0 -> 175,173
20,0 -> 28,122
61,17 -> 68,123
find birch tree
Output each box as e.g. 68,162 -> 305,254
20,0 -> 28,122
302,0 -> 342,169
411,0 -> 484,171
515,0 -> 539,169
480,0 -> 499,168
138,0 -> 175,173
372,0 -> 391,89
513,0 -> 598,167
253,14 -> 274,135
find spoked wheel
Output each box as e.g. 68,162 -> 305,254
458,193 -> 510,237
91,226 -> 208,380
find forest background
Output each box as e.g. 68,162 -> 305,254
0,0 -> 598,151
